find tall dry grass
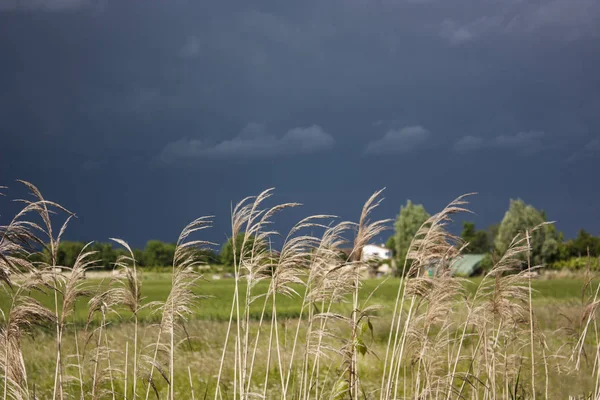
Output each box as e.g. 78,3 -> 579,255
0,181 -> 598,399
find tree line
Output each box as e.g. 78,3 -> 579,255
34,234 -> 262,270
388,198 -> 600,272
36,198 -> 599,271
32,240 -> 219,269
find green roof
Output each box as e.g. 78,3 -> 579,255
451,254 -> 486,276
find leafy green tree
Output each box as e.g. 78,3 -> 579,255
133,248 -> 147,266
394,200 -> 430,270
565,229 -> 600,258
385,236 -> 396,258
460,222 -> 490,254
220,233 -> 262,266
144,240 -> 176,267
56,241 -> 86,267
486,224 -> 499,249
90,242 -> 118,269
495,199 -> 559,265
197,249 -> 220,264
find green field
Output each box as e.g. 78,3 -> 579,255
2,273 -> 599,399
2,274 -> 594,324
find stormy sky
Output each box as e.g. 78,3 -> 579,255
1,0 -> 599,248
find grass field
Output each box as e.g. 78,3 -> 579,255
3,274 -> 599,399
2,274 -> 594,324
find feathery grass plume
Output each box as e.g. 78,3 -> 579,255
4,181 -> 76,400
291,190 -> 389,400
214,189 -> 299,400
381,193 -> 472,400
104,238 -> 145,399
580,254 -> 600,400
297,220 -> 353,400
1,185 -> 58,399
86,293 -> 113,400
571,251 -> 600,373
45,244 -> 96,400
274,215 -> 336,394
87,282 -> 125,400
240,214 -> 331,397
0,188 -> 48,288
11,181 -> 74,265
342,189 -> 391,400
403,261 -> 465,398
449,231 -> 539,399
1,273 -> 56,400
143,216 -> 213,400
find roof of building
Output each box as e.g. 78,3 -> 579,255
451,254 -> 486,276
364,244 -> 389,250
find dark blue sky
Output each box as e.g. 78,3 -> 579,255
1,0 -> 599,248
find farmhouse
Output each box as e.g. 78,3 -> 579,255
362,244 -> 394,277
337,244 -> 395,276
361,244 -> 392,262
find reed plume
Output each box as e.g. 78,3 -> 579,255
143,216 -> 213,400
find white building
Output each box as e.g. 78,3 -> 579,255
361,244 -> 392,262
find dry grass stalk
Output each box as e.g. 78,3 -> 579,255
214,189 -> 299,399
381,194 -> 472,400
142,216 -> 212,400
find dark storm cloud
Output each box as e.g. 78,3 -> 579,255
439,0 -> 600,45
0,0 -> 90,11
159,123 -> 334,164
365,126 -> 431,155
454,132 -> 546,154
566,137 -> 600,163
1,0 -> 600,246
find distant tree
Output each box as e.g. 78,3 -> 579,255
133,248 -> 147,266
394,200 -> 430,271
220,233 -> 261,266
90,242 -> 118,269
545,224 -> 566,263
486,224 -> 500,248
385,236 -> 396,258
460,222 -> 490,254
144,240 -> 176,267
56,241 -> 86,267
198,249 -> 221,265
495,199 -> 559,265
565,229 -> 600,258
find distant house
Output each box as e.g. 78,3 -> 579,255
338,244 -> 392,261
424,254 -> 486,277
361,244 -> 392,262
362,244 -> 394,277
336,244 -> 395,276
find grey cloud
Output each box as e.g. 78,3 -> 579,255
526,0 -> 600,33
0,0 -> 90,11
453,136 -> 486,152
494,131 -> 545,149
454,131 -> 546,153
567,138 -> 600,162
180,36 -> 202,59
585,138 -> 600,151
159,123 -> 334,164
440,0 -> 600,45
440,17 -> 503,45
239,10 -> 335,53
364,126 -> 430,155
